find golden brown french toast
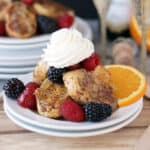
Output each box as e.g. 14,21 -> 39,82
5,2 -> 37,38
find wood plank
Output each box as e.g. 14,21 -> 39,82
129,108 -> 150,127
0,128 -> 145,150
144,99 -> 150,108
0,99 -> 3,111
0,113 -> 27,134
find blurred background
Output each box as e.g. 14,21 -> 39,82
0,0 -> 149,96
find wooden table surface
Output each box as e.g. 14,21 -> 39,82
0,96 -> 150,150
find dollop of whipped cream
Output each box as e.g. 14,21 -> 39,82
42,29 -> 94,68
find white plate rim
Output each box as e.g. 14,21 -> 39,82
4,103 -> 143,138
0,72 -> 32,79
0,60 -> 38,67
0,56 -> 40,61
3,91 -> 143,131
0,67 -> 34,74
0,42 -> 46,50
0,34 -> 50,45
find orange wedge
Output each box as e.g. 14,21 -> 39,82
105,65 -> 146,107
130,16 -> 150,52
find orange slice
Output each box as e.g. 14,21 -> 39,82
105,65 -> 146,107
130,16 -> 150,52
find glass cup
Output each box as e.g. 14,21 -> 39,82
93,0 -> 111,64
132,0 -> 149,74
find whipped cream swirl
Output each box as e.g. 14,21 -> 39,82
42,29 -> 94,68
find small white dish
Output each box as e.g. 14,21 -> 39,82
4,103 -> 143,138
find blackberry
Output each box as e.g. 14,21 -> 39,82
47,67 -> 67,84
3,78 -> 25,99
84,102 -> 112,122
37,15 -> 58,34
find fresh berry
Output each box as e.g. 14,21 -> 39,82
0,21 -> 5,36
47,67 -> 67,84
57,13 -> 74,28
84,102 -> 112,122
3,78 -> 25,99
25,82 -> 39,92
69,64 -> 81,70
37,15 -> 58,34
61,99 -> 85,122
17,82 -> 39,110
82,53 -> 100,71
22,0 -> 34,4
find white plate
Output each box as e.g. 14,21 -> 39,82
4,93 -> 142,131
4,103 -> 143,138
0,59 -> 38,67
2,72 -> 143,131
0,17 -> 92,45
0,42 -> 46,50
0,48 -> 43,60
0,66 -> 34,74
0,72 -> 32,80
0,55 -> 40,61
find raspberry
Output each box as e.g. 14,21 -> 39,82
25,82 -> 39,92
84,102 -> 112,122
57,13 -> 74,28
18,82 -> 39,110
47,67 -> 67,84
22,0 -> 34,4
61,99 -> 85,122
3,78 -> 25,99
82,53 -> 100,71
0,21 -> 5,36
69,64 -> 81,70
37,15 -> 58,34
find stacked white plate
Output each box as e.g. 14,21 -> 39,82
3,73 -> 143,138
0,17 -> 93,79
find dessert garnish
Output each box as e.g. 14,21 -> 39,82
37,15 -> 58,34
47,67 -> 68,84
22,0 -> 34,5
61,98 -> 85,122
42,29 -> 94,68
84,102 -> 112,122
3,78 -> 25,99
106,65 -> 146,107
0,21 -> 5,36
57,13 -> 74,28
18,82 -> 39,110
